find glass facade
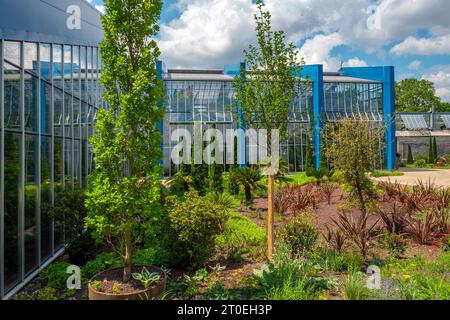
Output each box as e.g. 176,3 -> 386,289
163,77 -> 385,175
323,82 -> 383,121
0,40 -> 102,296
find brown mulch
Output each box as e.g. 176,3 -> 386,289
236,183 -> 444,260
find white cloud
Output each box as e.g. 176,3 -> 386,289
391,35 -> 450,56
95,5 -> 105,14
422,65 -> 450,102
296,33 -> 345,71
343,58 -> 368,68
159,0 -> 255,68
408,60 -> 422,70
158,0 -> 450,68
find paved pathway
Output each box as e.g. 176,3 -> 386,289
376,168 -> 450,187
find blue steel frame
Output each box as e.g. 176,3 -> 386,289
339,66 -> 396,170
164,63 -> 397,171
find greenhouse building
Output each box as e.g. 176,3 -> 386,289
0,0 -> 395,299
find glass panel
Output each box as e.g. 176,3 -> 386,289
54,88 -> 63,136
52,44 -> 63,89
40,43 -> 51,80
24,134 -> 38,274
73,46 -> 80,99
73,139 -> 81,187
4,41 -> 20,66
4,132 -> 21,291
24,42 -> 37,73
54,136 -> 64,250
41,81 -> 52,135
41,135 -> 52,261
80,46 -> 87,102
4,62 -> 20,130
24,73 -> 38,132
64,92 -> 72,138
64,45 -> 72,94
54,137 -> 63,190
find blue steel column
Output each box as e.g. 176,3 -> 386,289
225,63 -> 246,167
156,61 -> 164,166
383,67 -> 396,171
298,65 -> 324,169
339,66 -> 397,170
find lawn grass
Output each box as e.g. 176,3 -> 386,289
282,173 -> 316,186
372,170 -> 405,178
216,212 -> 266,248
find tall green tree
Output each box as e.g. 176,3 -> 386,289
433,137 -> 438,162
233,2 -> 304,259
428,137 -> 434,164
395,79 -> 441,112
85,0 -> 164,283
439,102 -> 450,112
407,144 -> 414,165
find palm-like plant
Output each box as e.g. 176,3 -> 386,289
235,167 -> 263,203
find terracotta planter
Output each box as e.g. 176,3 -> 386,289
88,266 -> 166,300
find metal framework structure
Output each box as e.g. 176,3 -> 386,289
0,0 -> 103,299
162,65 -> 396,176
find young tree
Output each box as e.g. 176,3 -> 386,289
85,0 -> 164,283
233,2 -> 304,259
324,119 -> 383,216
407,145 -> 414,165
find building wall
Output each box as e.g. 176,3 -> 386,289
0,0 -> 103,299
397,134 -> 450,161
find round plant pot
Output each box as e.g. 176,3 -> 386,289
88,266 -> 166,300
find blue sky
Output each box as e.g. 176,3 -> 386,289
87,0 -> 450,102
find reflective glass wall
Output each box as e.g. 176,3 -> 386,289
0,40 -> 102,298
323,82 -> 383,121
323,82 -> 385,169
163,80 -> 313,175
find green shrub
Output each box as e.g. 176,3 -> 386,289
380,253 -> 450,300
39,262 -> 72,290
444,235 -> 450,252
413,159 -> 428,168
372,171 -> 405,178
343,271 -> 371,300
216,212 -> 265,262
385,234 -> 408,258
206,192 -> 240,210
311,248 -> 364,273
37,287 -> 59,301
82,252 -> 121,280
234,167 -> 264,204
252,243 -> 329,300
164,191 -> 229,268
228,168 -> 241,195
278,217 -> 318,256
407,145 -> 414,165
329,170 -> 344,183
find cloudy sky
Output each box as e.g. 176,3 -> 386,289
87,0 -> 450,102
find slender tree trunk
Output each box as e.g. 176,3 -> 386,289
244,185 -> 252,203
267,174 -> 274,260
123,228 -> 133,283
